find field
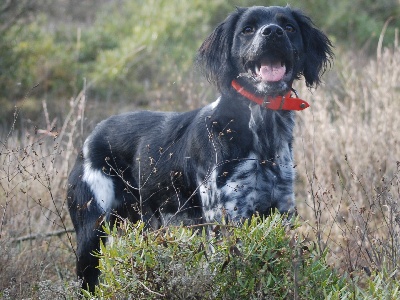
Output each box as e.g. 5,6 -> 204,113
1,1 -> 400,298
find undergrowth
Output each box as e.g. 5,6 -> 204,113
91,214 -> 350,300
88,214 -> 400,299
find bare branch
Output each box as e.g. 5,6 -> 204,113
11,228 -> 75,243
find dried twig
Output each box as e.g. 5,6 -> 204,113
11,228 -> 75,243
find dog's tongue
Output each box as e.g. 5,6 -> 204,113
259,61 -> 286,82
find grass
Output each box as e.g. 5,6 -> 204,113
294,45 -> 400,278
0,90 -> 86,298
1,43 -> 400,298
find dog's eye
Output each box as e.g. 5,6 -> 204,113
285,24 -> 296,33
242,26 -> 255,35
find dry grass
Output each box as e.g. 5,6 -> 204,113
1,43 -> 400,297
0,90 -> 86,298
294,44 -> 400,278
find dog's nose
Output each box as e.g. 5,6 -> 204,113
261,25 -> 284,38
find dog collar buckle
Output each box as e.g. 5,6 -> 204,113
262,96 -> 270,107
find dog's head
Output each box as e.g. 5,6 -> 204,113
197,6 -> 333,96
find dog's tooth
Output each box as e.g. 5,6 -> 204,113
255,65 -> 260,75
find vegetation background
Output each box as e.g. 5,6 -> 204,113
1,0 -> 400,298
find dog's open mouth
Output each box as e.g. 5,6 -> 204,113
257,60 -> 286,82
244,57 -> 293,83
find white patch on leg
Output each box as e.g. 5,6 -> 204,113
107,235 -> 114,247
204,209 -> 216,222
274,143 -> 296,213
224,200 -> 238,218
198,168 -> 220,222
82,139 -> 115,213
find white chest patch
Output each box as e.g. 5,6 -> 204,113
248,104 -> 264,148
209,97 -> 221,110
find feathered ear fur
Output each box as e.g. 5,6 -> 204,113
196,8 -> 245,90
292,9 -> 334,87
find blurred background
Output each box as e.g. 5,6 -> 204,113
1,0 -> 399,128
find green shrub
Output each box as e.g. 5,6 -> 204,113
365,270 -> 400,299
89,214 -> 350,299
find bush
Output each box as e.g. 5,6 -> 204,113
90,214 -> 350,299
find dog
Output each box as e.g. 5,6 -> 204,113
67,5 -> 333,292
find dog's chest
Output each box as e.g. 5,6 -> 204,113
198,104 -> 295,222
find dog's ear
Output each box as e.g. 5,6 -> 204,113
292,9 -> 334,87
197,8 -> 245,89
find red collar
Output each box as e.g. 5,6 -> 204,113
231,79 -> 309,111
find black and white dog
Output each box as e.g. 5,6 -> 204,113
67,5 -> 333,292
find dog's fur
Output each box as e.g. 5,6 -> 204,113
67,5 -> 333,291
